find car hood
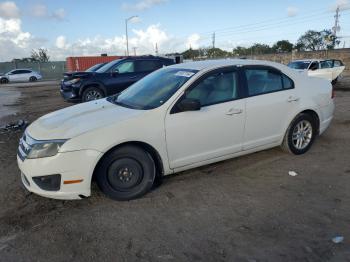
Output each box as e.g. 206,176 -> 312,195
63,71 -> 93,80
27,99 -> 145,140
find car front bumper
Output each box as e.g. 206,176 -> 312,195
60,81 -> 81,102
17,149 -> 102,200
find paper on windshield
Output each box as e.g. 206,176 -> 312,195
175,71 -> 195,77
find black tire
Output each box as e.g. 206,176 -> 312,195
82,87 -> 104,102
281,113 -> 317,155
0,78 -> 9,84
331,77 -> 338,85
96,145 -> 156,201
29,76 -> 37,82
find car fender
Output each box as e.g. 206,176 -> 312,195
79,81 -> 107,96
60,108 -> 173,176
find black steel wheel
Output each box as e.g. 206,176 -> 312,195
96,145 -> 156,201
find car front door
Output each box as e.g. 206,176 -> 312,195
242,66 -> 299,150
165,67 -> 246,169
104,61 -> 137,94
7,70 -> 20,82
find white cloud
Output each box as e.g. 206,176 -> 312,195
287,6 -> 298,17
50,24 -> 198,59
31,4 -> 66,21
330,0 -> 350,10
55,35 -> 67,49
0,1 -> 20,19
0,17 -> 47,61
122,0 -> 167,11
52,8 -> 66,21
186,33 -> 200,49
32,4 -> 47,18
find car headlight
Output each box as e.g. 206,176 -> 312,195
27,140 -> 67,159
65,78 -> 81,85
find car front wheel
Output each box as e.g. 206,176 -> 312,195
282,113 -> 317,155
82,87 -> 104,102
0,78 -> 9,84
95,145 -> 156,201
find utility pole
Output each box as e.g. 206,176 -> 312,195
133,47 -> 137,56
212,32 -> 215,49
155,43 -> 159,56
333,6 -> 340,37
125,15 -> 138,56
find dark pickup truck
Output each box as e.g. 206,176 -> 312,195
60,56 -> 175,102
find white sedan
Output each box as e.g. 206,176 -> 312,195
288,59 -> 345,84
0,69 -> 42,84
17,59 -> 334,200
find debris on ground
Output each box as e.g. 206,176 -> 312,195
288,171 -> 298,177
0,120 -> 29,134
332,236 -> 344,244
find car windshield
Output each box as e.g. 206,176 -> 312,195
85,63 -> 104,72
287,61 -> 310,70
96,59 -> 123,73
108,67 -> 198,110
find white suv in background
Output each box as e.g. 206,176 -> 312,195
0,69 -> 42,84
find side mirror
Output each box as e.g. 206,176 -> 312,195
111,70 -> 119,77
178,98 -> 201,112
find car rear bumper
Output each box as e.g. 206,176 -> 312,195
17,149 -> 102,200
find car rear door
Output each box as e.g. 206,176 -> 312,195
20,70 -> 32,81
134,59 -> 162,79
242,66 -> 299,150
165,67 -> 246,169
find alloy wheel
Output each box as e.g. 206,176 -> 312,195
292,120 -> 313,150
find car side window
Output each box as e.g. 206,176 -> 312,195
309,62 -> 319,70
114,61 -> 134,73
334,60 -> 343,67
320,61 -> 332,69
135,60 -> 162,72
245,68 -> 287,96
10,70 -> 19,74
185,70 -> 238,106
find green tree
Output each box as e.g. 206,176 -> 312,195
31,48 -> 50,62
272,40 -> 293,53
296,29 -> 340,51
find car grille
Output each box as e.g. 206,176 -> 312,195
18,132 -> 34,161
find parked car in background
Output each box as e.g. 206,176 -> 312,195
288,59 -> 345,84
0,69 -> 42,84
18,59 -> 334,201
60,56 -> 175,102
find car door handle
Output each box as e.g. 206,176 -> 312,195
129,76 -> 138,79
287,96 -> 300,102
226,108 -> 243,115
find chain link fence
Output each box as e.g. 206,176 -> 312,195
0,61 -> 66,80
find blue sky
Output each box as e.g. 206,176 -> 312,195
0,0 -> 349,60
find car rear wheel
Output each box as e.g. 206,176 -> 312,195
82,87 -> 104,102
282,113 -> 317,155
0,78 -> 9,84
29,76 -> 37,82
95,145 -> 156,201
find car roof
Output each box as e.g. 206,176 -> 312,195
168,59 -> 289,71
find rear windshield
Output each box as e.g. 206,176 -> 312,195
287,61 -> 310,70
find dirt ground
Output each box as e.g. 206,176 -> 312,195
0,76 -> 349,262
